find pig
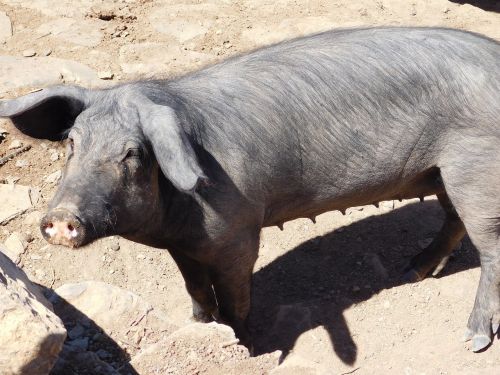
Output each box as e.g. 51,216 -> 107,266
1,27 -> 499,353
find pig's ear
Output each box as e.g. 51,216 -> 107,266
0,85 -> 89,141
139,101 -> 206,194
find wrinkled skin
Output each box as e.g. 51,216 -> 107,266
1,27 -> 499,355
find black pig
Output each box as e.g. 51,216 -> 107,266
1,27 -> 499,352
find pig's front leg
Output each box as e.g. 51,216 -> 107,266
208,229 -> 260,348
169,251 -> 219,323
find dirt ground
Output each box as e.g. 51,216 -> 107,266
1,1 -> 500,374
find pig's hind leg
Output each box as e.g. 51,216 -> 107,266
440,161 -> 500,352
403,192 -> 466,282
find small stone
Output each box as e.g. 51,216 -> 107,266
68,324 -> 85,340
136,253 -> 146,260
45,170 -> 62,184
3,232 -> 28,263
67,337 -> 89,351
15,159 -> 29,168
109,269 -> 115,274
383,301 -> 391,309
48,149 -> 59,161
22,49 -> 36,57
0,11 -> 12,42
95,349 -> 111,359
8,139 -> 22,149
109,243 -> 120,251
24,210 -> 43,225
97,71 -> 114,80
35,269 -> 46,279
43,48 -> 52,56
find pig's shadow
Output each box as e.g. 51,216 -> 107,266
39,290 -> 139,375
250,200 -> 480,364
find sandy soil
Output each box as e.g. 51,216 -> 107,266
1,1 -> 500,374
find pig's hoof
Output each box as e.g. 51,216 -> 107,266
401,269 -> 423,283
191,311 -> 215,323
471,334 -> 491,352
463,328 -> 491,352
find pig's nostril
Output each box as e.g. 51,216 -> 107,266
47,222 -> 54,229
67,224 -> 74,232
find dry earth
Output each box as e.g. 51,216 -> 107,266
1,0 -> 500,374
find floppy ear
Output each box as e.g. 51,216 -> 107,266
0,85 -> 89,141
138,100 -> 206,193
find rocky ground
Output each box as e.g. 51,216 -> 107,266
1,1 -> 500,374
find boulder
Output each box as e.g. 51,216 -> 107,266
0,249 -> 66,375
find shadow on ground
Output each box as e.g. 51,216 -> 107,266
35,290 -> 140,375
449,0 -> 500,12
250,200 -> 480,364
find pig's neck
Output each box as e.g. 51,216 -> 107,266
123,175 -> 202,250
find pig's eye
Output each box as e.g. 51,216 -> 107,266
123,148 -> 141,160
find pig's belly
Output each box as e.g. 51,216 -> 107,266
262,166 -> 444,228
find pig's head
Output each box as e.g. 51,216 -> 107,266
0,85 -> 206,247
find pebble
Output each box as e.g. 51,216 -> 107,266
109,243 -> 120,251
97,71 -> 114,80
67,337 -> 89,351
15,159 -> 29,168
95,349 -> 112,359
43,48 -> 52,56
68,324 -> 85,340
48,149 -> 59,161
22,49 -> 36,57
45,170 -> 62,184
8,139 -> 22,149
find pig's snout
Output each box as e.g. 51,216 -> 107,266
41,209 -> 86,248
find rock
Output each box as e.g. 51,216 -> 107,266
68,324 -> 85,339
0,249 -> 66,375
49,149 -> 59,162
66,337 -> 89,351
97,71 -> 114,80
8,139 -> 22,149
22,49 -> 37,57
130,322 -> 280,374
43,48 -> 52,56
0,11 -> 12,42
15,159 -> 29,168
3,232 -> 28,263
0,184 -> 37,225
53,281 -> 177,357
0,56 -> 98,94
37,18 -> 104,47
109,242 -> 120,251
24,210 -> 43,225
45,170 -> 62,184
95,348 -> 111,359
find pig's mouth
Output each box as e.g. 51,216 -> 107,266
40,209 -> 95,248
